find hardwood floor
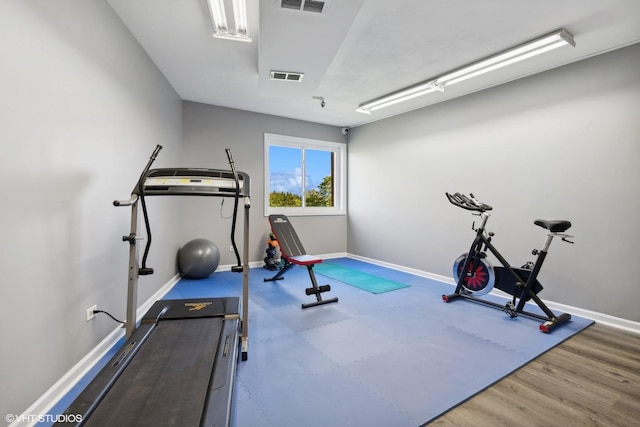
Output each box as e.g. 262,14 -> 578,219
430,323 -> 640,426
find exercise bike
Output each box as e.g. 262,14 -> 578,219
442,192 -> 574,333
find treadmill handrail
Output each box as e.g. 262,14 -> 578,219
113,194 -> 139,207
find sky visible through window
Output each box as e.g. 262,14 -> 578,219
269,145 -> 331,196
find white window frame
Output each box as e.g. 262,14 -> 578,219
264,133 -> 346,216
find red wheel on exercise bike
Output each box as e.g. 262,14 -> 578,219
452,253 -> 495,296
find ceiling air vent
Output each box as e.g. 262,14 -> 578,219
270,71 -> 304,82
281,0 -> 326,14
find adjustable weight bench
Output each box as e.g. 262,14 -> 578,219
264,214 -> 339,309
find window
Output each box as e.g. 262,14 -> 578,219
264,133 -> 346,216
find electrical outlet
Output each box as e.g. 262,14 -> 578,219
229,245 -> 234,252
86,305 -> 97,322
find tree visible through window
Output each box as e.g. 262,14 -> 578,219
264,134 -> 346,216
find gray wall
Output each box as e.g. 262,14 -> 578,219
0,0 -> 183,417
180,102 -> 348,265
3,0 -> 638,419
348,43 -> 640,322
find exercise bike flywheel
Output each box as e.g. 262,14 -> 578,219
452,253 -> 495,296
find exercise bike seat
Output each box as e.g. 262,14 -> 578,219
534,219 -> 571,233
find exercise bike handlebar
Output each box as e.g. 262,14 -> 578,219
446,192 -> 493,212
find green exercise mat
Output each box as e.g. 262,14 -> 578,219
314,263 -> 410,294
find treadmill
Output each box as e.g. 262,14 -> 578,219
56,146 -> 250,426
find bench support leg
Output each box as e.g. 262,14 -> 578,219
302,265 -> 339,309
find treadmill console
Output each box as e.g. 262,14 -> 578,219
143,168 -> 250,197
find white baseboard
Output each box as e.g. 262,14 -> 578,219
18,256 -> 639,425
134,273 -> 181,314
218,261 -> 264,271
542,302 -> 640,334
321,252 -> 349,260
346,253 -> 640,335
13,273 -> 181,427
10,326 -> 125,427
347,253 -> 455,284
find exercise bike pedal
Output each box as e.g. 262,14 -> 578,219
503,302 -> 518,318
521,261 -> 535,270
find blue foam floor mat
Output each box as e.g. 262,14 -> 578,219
43,257 -> 594,426
189,258 -> 591,426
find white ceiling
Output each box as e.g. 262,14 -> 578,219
107,0 -> 640,128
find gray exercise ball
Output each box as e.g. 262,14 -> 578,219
178,238 -> 220,279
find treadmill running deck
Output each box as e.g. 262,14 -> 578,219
56,297 -> 240,427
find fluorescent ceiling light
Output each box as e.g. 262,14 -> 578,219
356,28 -> 575,114
207,0 -> 251,42
356,81 -> 443,114
436,29 -> 574,86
